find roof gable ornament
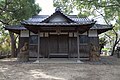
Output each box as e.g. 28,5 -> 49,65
40,7 -> 75,23
55,7 -> 61,12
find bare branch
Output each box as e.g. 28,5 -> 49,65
94,9 -> 110,25
104,33 -> 112,39
0,0 -> 12,15
98,4 -> 120,7
0,0 -> 7,14
112,28 -> 117,36
93,9 -> 118,36
0,19 -> 9,25
112,17 -> 120,25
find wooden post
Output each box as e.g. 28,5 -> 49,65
68,32 -> 69,58
77,31 -> 83,63
77,31 -> 80,60
48,32 -> 50,58
34,30 -> 40,63
37,30 -> 40,61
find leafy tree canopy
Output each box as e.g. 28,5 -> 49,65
0,0 -> 41,55
0,0 -> 41,25
53,0 -> 120,22
53,0 -> 120,55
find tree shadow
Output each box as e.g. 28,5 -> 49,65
85,56 -> 120,65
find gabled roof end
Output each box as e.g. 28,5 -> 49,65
55,7 -> 61,12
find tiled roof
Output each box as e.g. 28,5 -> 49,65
91,24 -> 112,30
5,25 -> 26,30
71,17 -> 92,23
5,24 -> 112,30
26,15 -> 48,23
23,15 -> 92,22
4,25 -> 26,34
21,8 -> 95,26
92,24 -> 112,34
5,8 -> 113,34
4,23 -> 112,34
23,22 -> 94,26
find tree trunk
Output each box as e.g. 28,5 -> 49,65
9,31 -> 17,57
99,46 -> 102,54
111,39 -> 120,56
111,43 -> 116,56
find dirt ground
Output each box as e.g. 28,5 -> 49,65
0,56 -> 120,80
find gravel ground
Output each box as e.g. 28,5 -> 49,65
0,56 -> 120,80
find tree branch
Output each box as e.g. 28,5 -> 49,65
112,28 -> 117,36
104,33 -> 112,39
0,19 -> 9,25
0,0 -> 8,15
98,4 -> 120,7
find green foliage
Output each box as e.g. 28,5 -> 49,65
0,0 -> 41,25
53,0 -> 120,22
53,0 -> 75,14
0,0 -> 41,54
0,25 -> 10,53
53,0 -> 120,55
53,0 -> 98,16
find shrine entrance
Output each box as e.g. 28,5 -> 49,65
48,34 -> 69,58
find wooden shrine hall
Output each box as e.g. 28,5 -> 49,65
5,8 -> 113,61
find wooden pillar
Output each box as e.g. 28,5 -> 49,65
38,30 -> 40,61
77,31 -> 80,60
68,32 -> 69,58
48,32 -> 50,58
35,30 -> 40,63
77,31 -> 83,63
